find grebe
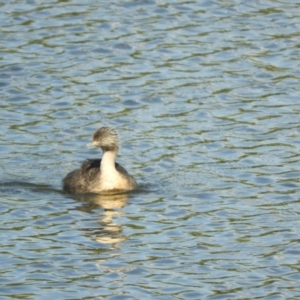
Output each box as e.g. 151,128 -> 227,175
63,127 -> 137,194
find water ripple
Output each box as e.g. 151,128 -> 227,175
1,0 -> 300,298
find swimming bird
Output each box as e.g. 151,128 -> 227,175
63,127 -> 137,194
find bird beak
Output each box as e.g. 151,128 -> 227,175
87,141 -> 96,148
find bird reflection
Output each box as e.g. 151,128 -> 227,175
72,192 -> 130,245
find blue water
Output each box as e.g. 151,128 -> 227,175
1,0 -> 300,299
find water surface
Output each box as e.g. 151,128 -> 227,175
1,0 -> 300,299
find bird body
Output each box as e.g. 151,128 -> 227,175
63,127 -> 137,194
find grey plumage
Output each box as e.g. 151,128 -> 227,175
62,127 -> 137,194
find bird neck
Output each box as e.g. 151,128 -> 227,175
101,149 -> 118,174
